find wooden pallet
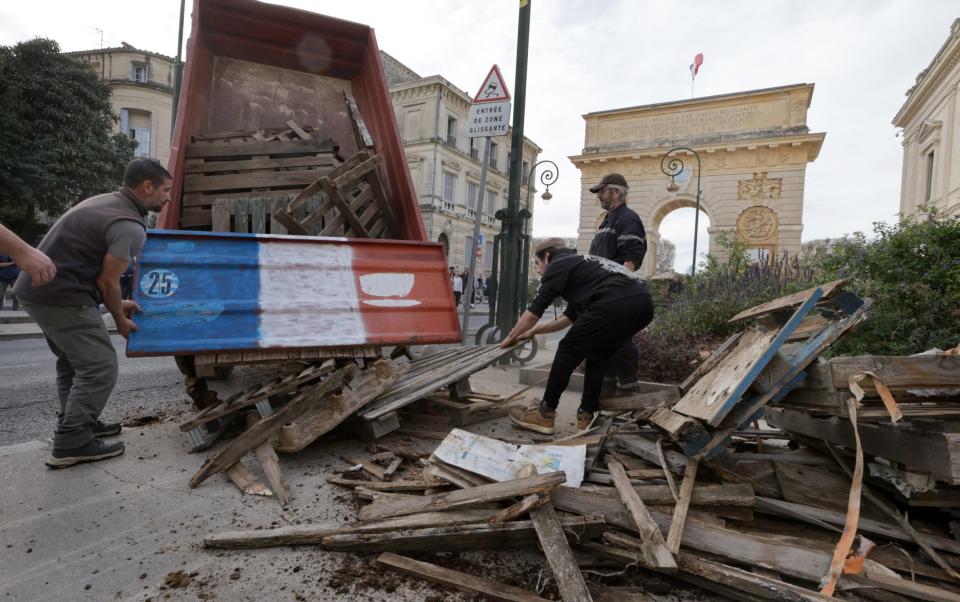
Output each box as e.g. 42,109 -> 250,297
180,121 -> 341,230
273,150 -> 400,239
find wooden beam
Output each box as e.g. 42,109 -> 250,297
359,472 -> 567,521
648,408 -> 710,455
224,461 -> 272,497
666,459 -> 699,554
185,137 -> 336,159
530,503 -> 594,602
326,476 -> 440,492
247,413 -> 289,507
377,553 -> 549,602
204,509 -> 495,549
828,355 -> 960,392
729,280 -> 845,323
609,433 -> 688,475
607,461 -> 676,571
598,388 -> 680,411
322,516 -> 605,553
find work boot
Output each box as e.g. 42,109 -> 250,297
45,439 -> 125,469
509,400 -> 556,435
93,420 -> 122,437
576,409 -> 596,432
616,377 -> 642,393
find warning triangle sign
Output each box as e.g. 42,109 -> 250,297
472,64 -> 511,104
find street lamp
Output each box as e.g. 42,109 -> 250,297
526,159 -> 559,207
660,147 -> 702,275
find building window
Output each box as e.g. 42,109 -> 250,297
121,108 -> 152,158
489,142 -> 498,170
465,235 -> 474,266
522,160 -> 529,179
469,138 -> 479,160
446,116 -> 457,148
467,182 -> 479,211
487,190 -> 496,213
925,151 -> 935,201
484,241 -> 494,270
130,62 -> 148,83
443,172 -> 456,206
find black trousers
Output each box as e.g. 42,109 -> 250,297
609,336 -> 640,382
543,294 -> 654,413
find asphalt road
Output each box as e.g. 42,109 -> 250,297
0,336 -> 190,446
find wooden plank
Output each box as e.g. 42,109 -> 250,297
606,461 -> 676,570
247,413 -> 290,507
358,472 -> 567,521
648,408 -> 710,455
598,388 -> 680,411
766,407 -> 960,484
551,487 -> 835,584
488,493 -> 548,524
679,331 -> 743,394
584,539 -> 834,602
185,137 -> 336,159
346,96 -> 375,149
180,207 -> 211,228
319,178 -> 371,237
183,168 -> 337,194
285,120 -> 312,140
189,367 -> 350,488
211,200 -> 230,232
326,477 -> 440,491
729,280 -> 845,323
529,503 -> 594,602
609,433 -> 688,475
665,459 -> 699,554
829,355 -> 960,392
329,153 -> 383,190
184,154 -> 336,174
848,573 -> 960,602
322,516 -> 605,552
224,461 -> 272,497
377,553 -> 549,602
204,509 -> 495,549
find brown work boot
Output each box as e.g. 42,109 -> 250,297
509,400 -> 556,435
576,409 -> 596,432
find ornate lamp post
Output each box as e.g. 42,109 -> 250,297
519,160 -> 558,302
660,147 -> 702,275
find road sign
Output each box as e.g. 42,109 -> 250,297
473,65 -> 511,103
476,247 -> 482,257
468,101 -> 510,138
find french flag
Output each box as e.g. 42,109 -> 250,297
689,53 -> 704,79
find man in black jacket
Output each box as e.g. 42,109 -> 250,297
587,172 -> 647,392
501,238 -> 653,434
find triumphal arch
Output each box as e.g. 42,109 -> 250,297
570,84 -> 825,278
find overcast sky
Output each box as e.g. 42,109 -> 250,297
1,1 -> 956,271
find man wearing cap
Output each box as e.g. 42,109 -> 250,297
501,238 -> 653,434
588,173 -> 647,391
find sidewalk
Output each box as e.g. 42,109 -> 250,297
0,356 -> 581,601
0,309 -> 117,341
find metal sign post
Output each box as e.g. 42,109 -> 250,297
461,66 -> 511,344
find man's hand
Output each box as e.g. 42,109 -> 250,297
116,300 -> 141,339
14,246 -> 57,286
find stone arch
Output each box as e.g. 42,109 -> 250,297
642,192 -> 714,277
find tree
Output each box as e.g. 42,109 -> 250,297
656,238 -> 676,273
0,38 -> 135,237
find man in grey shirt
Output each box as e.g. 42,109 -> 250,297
14,159 -> 172,468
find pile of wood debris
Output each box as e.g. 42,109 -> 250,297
198,281 -> 960,601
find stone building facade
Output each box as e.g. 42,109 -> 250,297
383,53 -> 541,276
570,84 -> 825,278
894,18 -> 960,218
69,43 -> 175,168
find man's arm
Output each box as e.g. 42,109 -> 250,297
0,224 -> 56,285
96,254 -> 140,339
614,214 -> 647,271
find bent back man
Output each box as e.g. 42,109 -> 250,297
14,159 -> 172,468
588,173 -> 647,391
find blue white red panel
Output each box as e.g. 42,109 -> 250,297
126,230 -> 461,356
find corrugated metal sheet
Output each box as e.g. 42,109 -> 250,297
126,230 -> 460,356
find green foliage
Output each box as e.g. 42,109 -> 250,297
0,38 -> 135,236
818,208 -> 960,355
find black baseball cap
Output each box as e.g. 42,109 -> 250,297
589,173 -> 629,193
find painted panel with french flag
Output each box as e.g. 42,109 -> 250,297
690,52 -> 704,79
126,230 -> 461,356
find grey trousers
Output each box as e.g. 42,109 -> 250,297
21,302 -> 118,449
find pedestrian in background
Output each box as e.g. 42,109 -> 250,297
0,252 -> 21,310
452,269 -> 464,306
